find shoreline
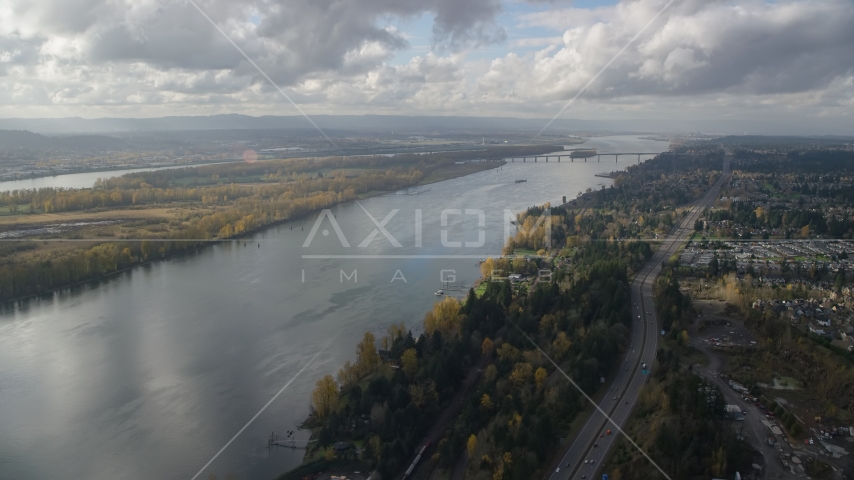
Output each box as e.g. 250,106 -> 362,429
0,161 -> 503,306
0,159 -> 234,185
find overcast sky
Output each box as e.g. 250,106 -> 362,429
1,0 -> 852,134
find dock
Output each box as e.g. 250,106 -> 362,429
267,431 -> 310,449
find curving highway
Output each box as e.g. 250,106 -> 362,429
549,156 -> 731,480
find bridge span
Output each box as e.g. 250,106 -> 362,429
504,151 -> 704,164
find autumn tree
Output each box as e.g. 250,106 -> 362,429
311,374 -> 338,418
535,367 -> 548,388
509,363 -> 533,387
467,434 -> 478,459
402,348 -> 418,380
424,297 -> 462,335
356,332 -> 379,375
497,342 -> 519,363
480,257 -> 495,278
337,361 -> 359,390
552,332 -> 571,361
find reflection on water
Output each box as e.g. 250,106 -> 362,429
0,136 -> 668,480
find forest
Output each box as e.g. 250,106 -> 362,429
296,233 -> 654,479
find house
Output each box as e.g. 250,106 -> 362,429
333,441 -> 354,459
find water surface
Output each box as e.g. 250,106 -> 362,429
0,136 -> 668,480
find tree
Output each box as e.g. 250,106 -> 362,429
482,337 -> 495,356
480,257 -> 495,278
480,394 -> 492,410
312,374 -> 338,418
509,363 -> 533,387
497,343 -> 519,363
356,332 -> 379,375
337,361 -> 359,390
467,434 -> 478,459
140,240 -> 152,259
402,348 -> 418,380
552,332 -> 571,360
424,297 -> 462,335
535,367 -> 548,388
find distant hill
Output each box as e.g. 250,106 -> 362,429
0,114 -> 611,135
0,130 -> 128,151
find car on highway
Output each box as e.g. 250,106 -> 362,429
554,467 -> 560,473
606,430 -> 611,435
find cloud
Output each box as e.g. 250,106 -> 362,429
2,0 -> 506,76
515,0 -> 854,99
0,0 -> 852,134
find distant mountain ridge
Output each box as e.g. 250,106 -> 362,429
0,129 -> 129,151
0,114 -> 609,134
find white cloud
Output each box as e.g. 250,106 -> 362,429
0,0 -> 851,134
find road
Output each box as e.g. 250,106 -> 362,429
549,156 -> 731,480
693,360 -> 799,479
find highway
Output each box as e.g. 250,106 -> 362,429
549,156 -> 731,480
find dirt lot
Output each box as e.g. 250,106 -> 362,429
693,299 -> 758,348
687,299 -> 854,478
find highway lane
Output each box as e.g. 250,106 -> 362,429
550,156 -> 731,480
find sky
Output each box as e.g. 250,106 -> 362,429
0,0 -> 853,134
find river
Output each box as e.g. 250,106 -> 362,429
0,136 -> 667,480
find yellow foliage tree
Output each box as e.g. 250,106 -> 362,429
424,297 -> 462,335
402,348 -> 418,380
356,332 -> 379,375
497,343 -> 519,363
552,332 -> 571,360
480,257 -> 495,278
337,361 -> 359,390
467,434 -> 478,459
311,374 -> 338,418
535,367 -> 548,388
509,363 -> 533,387
480,394 -> 492,410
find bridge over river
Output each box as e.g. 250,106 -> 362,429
504,151 -> 706,164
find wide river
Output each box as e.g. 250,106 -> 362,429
0,136 -> 667,480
